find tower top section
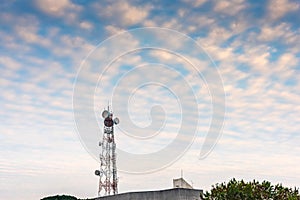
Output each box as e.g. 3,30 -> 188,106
102,109 -> 120,127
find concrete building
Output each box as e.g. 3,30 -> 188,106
173,178 -> 193,189
94,178 -> 202,200
94,188 -> 203,200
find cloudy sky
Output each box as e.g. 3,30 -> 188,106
1,0 -> 300,199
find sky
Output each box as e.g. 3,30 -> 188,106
1,0 -> 300,199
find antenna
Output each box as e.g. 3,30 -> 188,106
95,105 -> 120,196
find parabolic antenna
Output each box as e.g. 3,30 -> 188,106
114,117 -> 120,125
95,170 -> 101,176
102,110 -> 109,118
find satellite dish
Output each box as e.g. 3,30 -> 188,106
102,110 -> 109,118
114,117 -> 120,125
95,170 -> 101,176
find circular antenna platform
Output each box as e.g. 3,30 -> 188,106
104,118 -> 113,127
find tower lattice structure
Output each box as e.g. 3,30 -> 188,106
95,107 -> 119,196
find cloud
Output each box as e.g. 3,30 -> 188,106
272,53 -> 299,80
34,0 -> 84,26
277,53 -> 298,67
34,0 -> 81,17
105,25 -> 125,35
182,0 -> 208,7
0,56 -> 21,70
198,26 -> 233,47
2,14 -> 94,65
267,0 -> 300,20
258,23 -> 295,43
0,13 -> 52,49
14,24 -> 52,48
79,21 -> 93,30
0,14 -> 55,51
213,0 -> 247,15
95,1 -> 152,26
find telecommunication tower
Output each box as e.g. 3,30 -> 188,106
95,106 -> 119,196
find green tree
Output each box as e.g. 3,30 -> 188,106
201,178 -> 300,200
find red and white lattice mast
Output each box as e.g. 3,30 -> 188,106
95,106 -> 119,196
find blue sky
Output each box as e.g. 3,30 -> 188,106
1,0 -> 300,199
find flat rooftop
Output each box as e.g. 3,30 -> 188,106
94,188 -> 203,200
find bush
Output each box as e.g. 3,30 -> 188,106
41,194 -> 78,200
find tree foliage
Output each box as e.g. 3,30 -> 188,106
201,178 -> 300,200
